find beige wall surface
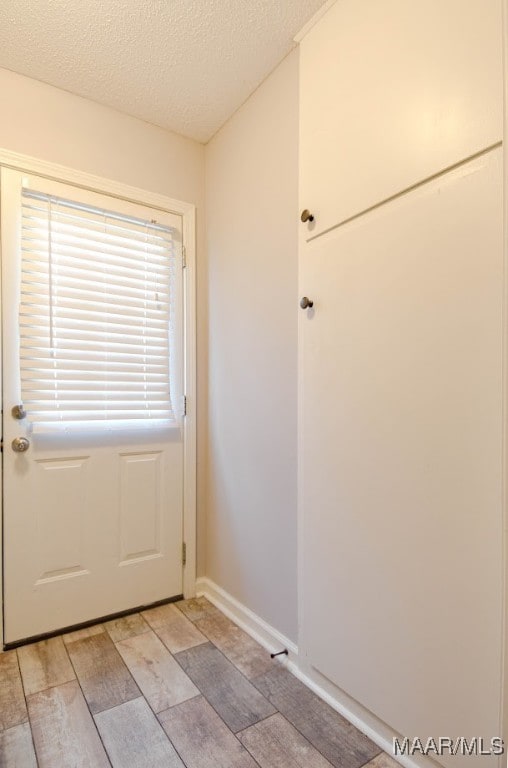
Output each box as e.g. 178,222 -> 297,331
0,67 -> 208,576
205,50 -> 299,641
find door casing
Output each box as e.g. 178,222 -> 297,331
0,147 -> 197,648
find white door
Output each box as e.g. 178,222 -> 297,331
1,168 -> 185,644
299,149 -> 503,756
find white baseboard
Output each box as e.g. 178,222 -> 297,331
196,577 -> 436,768
290,664 -> 437,768
195,577 -> 297,659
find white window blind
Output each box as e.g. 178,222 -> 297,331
19,188 -> 178,431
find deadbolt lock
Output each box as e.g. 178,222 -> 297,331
11,404 -> 27,420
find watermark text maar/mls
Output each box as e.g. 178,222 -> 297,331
393,737 -> 505,757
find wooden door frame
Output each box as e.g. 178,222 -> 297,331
0,147 -> 197,648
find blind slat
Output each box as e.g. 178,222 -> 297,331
20,188 -> 178,427
21,242 -> 172,272
21,287 -> 171,313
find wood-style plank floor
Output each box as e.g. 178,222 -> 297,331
0,597 -> 399,768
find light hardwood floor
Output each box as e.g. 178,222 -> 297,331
0,597 -> 398,768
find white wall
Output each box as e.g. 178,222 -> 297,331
0,68 -> 204,202
0,67 -> 208,576
205,50 -> 299,641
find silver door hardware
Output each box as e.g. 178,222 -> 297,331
182,542 -> 187,566
11,404 -> 26,420
300,296 -> 314,309
12,436 -> 30,452
300,209 -> 314,223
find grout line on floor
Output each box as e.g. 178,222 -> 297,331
15,598 -> 391,768
14,648 -> 41,768
63,637 -> 114,768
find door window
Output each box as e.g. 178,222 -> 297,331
19,188 -> 179,431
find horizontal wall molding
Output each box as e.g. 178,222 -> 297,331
292,664 -> 439,768
195,577 -> 297,657
197,577 -> 437,768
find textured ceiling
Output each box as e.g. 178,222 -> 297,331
0,0 -> 327,143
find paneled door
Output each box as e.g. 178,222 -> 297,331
1,168 -> 185,644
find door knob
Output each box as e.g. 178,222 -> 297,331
300,296 -> 314,309
12,437 -> 30,453
300,209 -> 314,223
11,404 -> 26,420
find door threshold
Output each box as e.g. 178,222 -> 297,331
3,594 -> 184,650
